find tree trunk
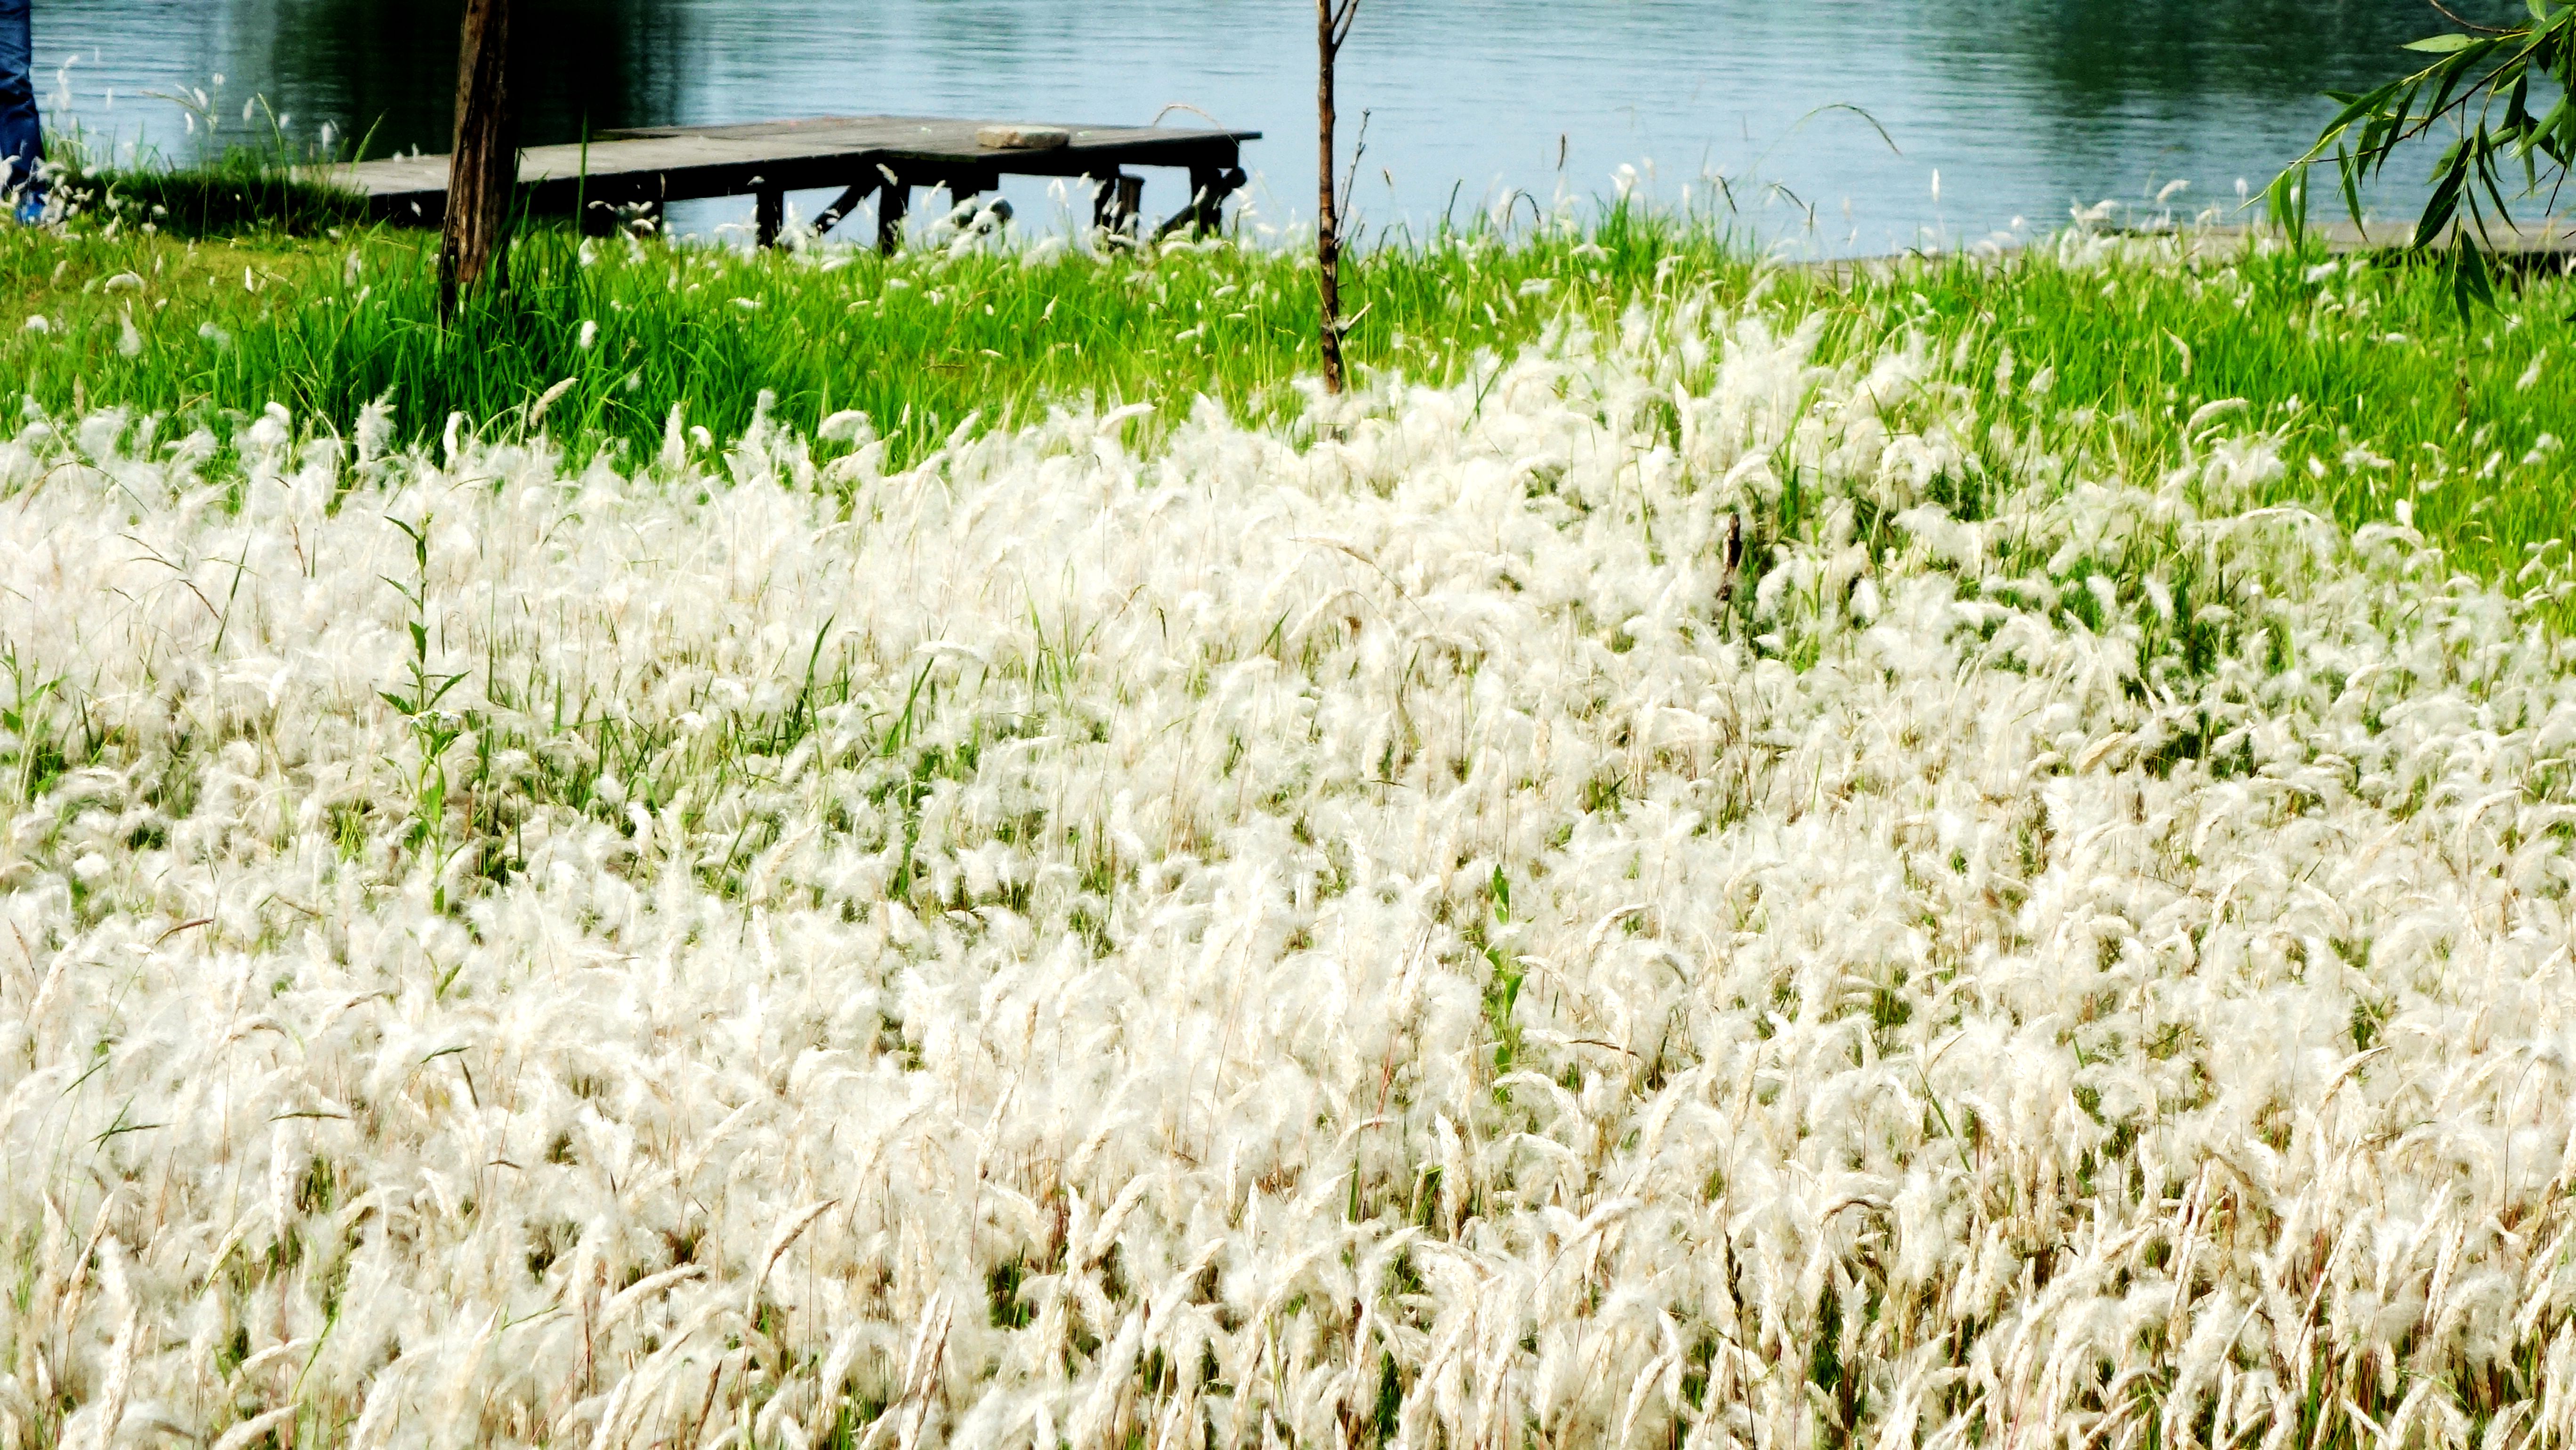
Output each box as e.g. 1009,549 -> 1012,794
1316,0 -> 1347,395
440,0 -> 516,324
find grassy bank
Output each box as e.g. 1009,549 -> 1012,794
2,209 -> 2572,594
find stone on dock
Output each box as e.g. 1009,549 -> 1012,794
974,124 -> 1071,150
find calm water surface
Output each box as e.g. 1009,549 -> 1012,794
31,0 -> 2516,253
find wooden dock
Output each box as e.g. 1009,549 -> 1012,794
2130,218 -> 2576,261
320,114 -> 1259,249
1787,216 -> 2576,287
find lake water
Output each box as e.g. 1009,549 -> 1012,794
30,0 -> 2520,254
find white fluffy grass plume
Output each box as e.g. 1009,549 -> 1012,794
4,283 -> 2575,1450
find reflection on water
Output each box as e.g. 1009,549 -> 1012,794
33,0 -> 2523,253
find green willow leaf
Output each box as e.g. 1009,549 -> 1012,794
2272,3 -> 2576,313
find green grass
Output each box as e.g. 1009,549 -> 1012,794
1884,244 -> 2576,600
1,202 -> 2571,604
0,208 -> 1743,469
59,157 -> 374,238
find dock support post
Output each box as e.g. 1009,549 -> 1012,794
755,186 -> 784,248
877,180 -> 910,254
1191,165 -> 1222,234
1157,163 -> 1247,241
939,169 -> 998,229
636,176 -> 667,238
814,179 -> 877,238
1093,173 -> 1142,238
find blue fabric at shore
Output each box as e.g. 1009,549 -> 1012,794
0,0 -> 41,209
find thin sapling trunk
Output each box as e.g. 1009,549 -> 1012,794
440,0 -> 517,323
1317,0 -> 1360,395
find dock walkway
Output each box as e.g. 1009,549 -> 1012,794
322,114 -> 1259,249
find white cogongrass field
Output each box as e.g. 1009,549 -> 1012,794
4,274 -> 2576,1450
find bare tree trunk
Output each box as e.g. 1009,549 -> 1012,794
440,0 -> 516,324
1317,0 -> 1358,395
